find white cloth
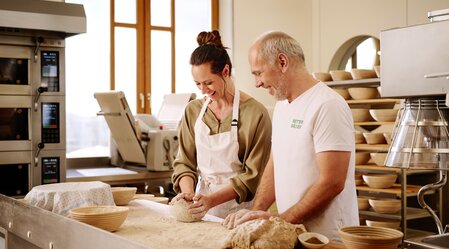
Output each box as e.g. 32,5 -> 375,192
24,181 -> 115,216
272,82 -> 359,240
194,88 -> 251,218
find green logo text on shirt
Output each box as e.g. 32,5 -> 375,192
291,119 -> 303,129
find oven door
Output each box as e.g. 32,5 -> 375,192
0,151 -> 32,197
0,96 -> 32,151
0,44 -> 65,96
0,150 -> 65,196
0,45 -> 32,95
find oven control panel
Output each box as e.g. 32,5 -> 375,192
41,51 -> 59,92
42,157 -> 60,184
41,102 -> 60,143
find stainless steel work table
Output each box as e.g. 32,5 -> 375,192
0,195 -> 346,249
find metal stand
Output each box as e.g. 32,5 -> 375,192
417,171 -> 447,235
404,170 -> 448,248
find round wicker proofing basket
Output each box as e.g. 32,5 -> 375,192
339,226 -> 403,249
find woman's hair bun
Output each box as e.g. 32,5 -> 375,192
197,30 -> 223,47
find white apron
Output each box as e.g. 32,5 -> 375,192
194,88 -> 252,218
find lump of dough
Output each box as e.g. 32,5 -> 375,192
222,216 -> 306,249
169,199 -> 202,223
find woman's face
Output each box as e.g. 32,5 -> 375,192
192,63 -> 227,101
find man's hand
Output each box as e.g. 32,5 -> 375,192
223,209 -> 271,229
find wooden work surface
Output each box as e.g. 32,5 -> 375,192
116,200 -> 346,249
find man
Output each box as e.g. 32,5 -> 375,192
223,31 -> 359,240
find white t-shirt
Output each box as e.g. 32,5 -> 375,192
272,82 -> 359,240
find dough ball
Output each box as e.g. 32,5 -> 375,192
169,199 -> 201,223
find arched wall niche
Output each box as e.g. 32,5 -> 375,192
329,35 -> 380,71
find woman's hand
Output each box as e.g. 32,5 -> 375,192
188,194 -> 214,219
170,192 -> 195,205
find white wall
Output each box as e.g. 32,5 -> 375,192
231,0 -> 313,110
226,0 -> 449,109
219,0 -> 234,63
316,0 -> 405,72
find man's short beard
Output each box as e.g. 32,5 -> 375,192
274,79 -> 288,101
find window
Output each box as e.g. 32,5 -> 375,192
344,37 -> 379,71
66,0 -> 217,158
329,35 -> 380,71
111,0 -> 217,114
65,0 -> 111,157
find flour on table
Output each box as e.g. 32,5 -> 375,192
115,206 -> 229,249
222,216 -> 306,249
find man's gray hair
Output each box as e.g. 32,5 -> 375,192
256,31 -> 305,65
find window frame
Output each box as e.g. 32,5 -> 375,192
110,0 -> 219,114
66,0 -> 218,166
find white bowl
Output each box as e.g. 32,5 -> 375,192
312,72 -> 332,82
348,87 -> 379,100
370,153 -> 388,166
350,69 -> 377,80
351,109 -> 372,122
366,219 -> 400,229
298,232 -> 329,249
369,109 -> 399,122
333,88 -> 351,100
356,152 -> 370,165
363,132 -> 386,144
329,70 -> 352,81
369,198 -> 401,214
362,174 -> 397,189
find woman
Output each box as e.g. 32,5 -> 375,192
171,30 -> 272,219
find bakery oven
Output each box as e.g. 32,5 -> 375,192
0,0 -> 85,197
0,39 -> 67,197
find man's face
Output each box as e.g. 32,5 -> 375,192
248,45 -> 287,101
